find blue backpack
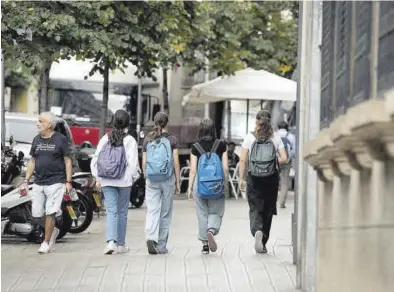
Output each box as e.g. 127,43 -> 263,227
194,140 -> 225,199
146,136 -> 173,181
281,135 -> 293,164
97,137 -> 127,179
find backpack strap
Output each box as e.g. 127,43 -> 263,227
211,139 -> 221,153
193,142 -> 206,156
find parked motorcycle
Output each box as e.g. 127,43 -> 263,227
1,142 -> 25,186
130,173 -> 145,208
1,184 -> 75,243
67,172 -> 95,234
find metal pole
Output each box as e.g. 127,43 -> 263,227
204,58 -> 210,118
136,78 -> 143,141
246,99 -> 250,134
304,2 -> 322,291
295,0 -> 308,287
1,50 -> 5,144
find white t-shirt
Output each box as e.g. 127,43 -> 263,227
90,134 -> 140,187
241,132 -> 284,153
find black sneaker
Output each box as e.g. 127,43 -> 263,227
202,244 -> 210,254
147,240 -> 158,255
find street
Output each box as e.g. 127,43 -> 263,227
2,196 -> 298,292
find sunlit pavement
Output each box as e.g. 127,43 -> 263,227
1,195 -> 298,292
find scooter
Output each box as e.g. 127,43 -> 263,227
1,184 -> 75,243
67,172 -> 95,234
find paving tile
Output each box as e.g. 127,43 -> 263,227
2,198 -> 299,292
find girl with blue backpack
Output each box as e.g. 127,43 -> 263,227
91,110 -> 140,255
238,110 -> 288,254
142,112 -> 181,254
187,118 -> 228,254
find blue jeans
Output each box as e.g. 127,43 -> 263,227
102,186 -> 131,246
145,175 -> 175,252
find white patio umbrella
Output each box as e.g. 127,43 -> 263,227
182,68 -> 297,105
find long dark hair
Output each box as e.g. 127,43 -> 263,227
197,118 -> 216,141
254,110 -> 273,140
146,111 -> 169,141
108,109 -> 130,146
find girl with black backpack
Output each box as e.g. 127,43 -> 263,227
187,118 -> 228,254
238,110 -> 288,254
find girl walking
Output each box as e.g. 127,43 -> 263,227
239,110 -> 288,253
187,119 -> 228,254
91,109 -> 139,254
143,112 -> 181,254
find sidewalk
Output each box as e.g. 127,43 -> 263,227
1,196 -> 298,292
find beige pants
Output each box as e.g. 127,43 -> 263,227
279,165 -> 291,205
31,183 -> 65,217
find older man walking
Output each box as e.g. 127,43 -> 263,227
19,112 -> 73,253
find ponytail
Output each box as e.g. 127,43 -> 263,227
145,111 -> 169,143
254,110 -> 273,140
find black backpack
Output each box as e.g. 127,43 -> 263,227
248,134 -> 278,177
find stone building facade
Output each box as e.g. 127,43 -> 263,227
297,1 -> 394,291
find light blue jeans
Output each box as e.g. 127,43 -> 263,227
102,186 -> 131,246
145,175 -> 175,252
193,180 -> 225,242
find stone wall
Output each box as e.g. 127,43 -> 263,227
298,1 -> 394,291
303,91 -> 394,292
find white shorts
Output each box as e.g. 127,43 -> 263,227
31,183 -> 65,217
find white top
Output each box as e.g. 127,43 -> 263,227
277,129 -> 296,157
241,132 -> 285,153
90,135 -> 140,187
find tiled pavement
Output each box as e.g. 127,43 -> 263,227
1,196 -> 298,292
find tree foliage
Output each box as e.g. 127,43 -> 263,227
1,0 -> 298,133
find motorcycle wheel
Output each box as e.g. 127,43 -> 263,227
68,195 -> 93,234
131,192 -> 145,208
57,208 -> 73,240
26,226 -> 45,244
130,179 -> 145,208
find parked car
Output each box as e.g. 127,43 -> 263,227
4,112 -> 84,176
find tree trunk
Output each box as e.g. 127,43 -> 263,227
39,60 -> 52,113
162,68 -> 169,114
99,60 -> 110,139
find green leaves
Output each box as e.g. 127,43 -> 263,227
1,0 -> 298,82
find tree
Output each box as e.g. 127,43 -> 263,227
242,1 -> 298,78
179,1 -> 298,77
2,1 -> 298,138
1,1 -> 83,112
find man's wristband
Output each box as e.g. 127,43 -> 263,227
23,179 -> 29,184
66,180 -> 72,184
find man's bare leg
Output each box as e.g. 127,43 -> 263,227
44,214 -> 56,242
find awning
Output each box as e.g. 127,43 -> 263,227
182,68 -> 297,105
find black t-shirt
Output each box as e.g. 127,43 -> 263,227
191,139 -> 227,160
142,133 -> 179,152
29,132 -> 70,185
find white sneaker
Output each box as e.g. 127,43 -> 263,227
38,241 -> 50,254
49,227 -> 60,251
103,241 -> 116,255
117,245 -> 130,254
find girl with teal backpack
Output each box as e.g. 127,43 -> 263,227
142,112 -> 181,255
187,119 -> 228,254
